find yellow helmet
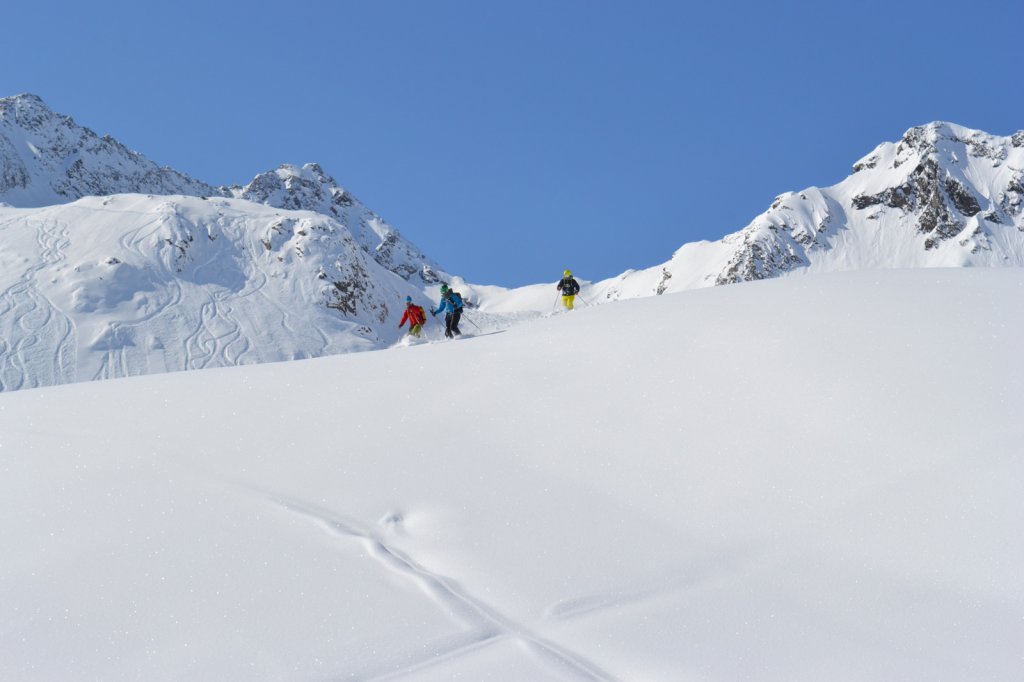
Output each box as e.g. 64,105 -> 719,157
564,269 -> 572,277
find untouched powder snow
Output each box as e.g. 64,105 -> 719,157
1,268 -> 1022,680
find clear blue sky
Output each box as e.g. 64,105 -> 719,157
3,0 -> 1021,286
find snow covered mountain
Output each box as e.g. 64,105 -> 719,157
587,121 -> 1024,300
0,94 -> 472,390
0,93 -> 443,285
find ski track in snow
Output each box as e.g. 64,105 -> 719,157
182,228 -> 247,370
183,295 -> 241,370
91,207 -> 261,380
91,276 -> 184,382
266,494 -> 622,682
89,209 -> 177,381
0,217 -> 76,391
87,210 -> 336,380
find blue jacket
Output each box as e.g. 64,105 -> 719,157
432,292 -> 463,316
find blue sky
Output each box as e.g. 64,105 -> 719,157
3,0 -> 1022,286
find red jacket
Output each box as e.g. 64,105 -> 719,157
400,304 -> 426,328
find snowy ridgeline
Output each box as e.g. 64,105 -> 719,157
1,269 -> 1021,681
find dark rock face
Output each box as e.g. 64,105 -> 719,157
0,134 -> 29,192
715,229 -> 805,286
655,268 -> 672,295
1003,171 -> 1024,220
945,177 -> 981,216
852,155 -> 879,173
908,160 -> 960,247
329,272 -> 368,315
1008,172 -> 1024,195
851,156 -> 986,248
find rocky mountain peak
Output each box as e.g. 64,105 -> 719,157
0,93 -> 220,206
615,121 -> 1024,297
235,163 -> 344,213
0,93 -> 58,129
231,162 -> 441,284
897,121 -> 1011,164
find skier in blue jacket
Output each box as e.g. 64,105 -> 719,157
430,283 -> 464,338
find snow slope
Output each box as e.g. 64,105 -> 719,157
1,268 -> 1021,681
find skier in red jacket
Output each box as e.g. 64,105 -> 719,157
399,296 -> 427,337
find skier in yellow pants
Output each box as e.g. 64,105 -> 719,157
557,269 -> 581,310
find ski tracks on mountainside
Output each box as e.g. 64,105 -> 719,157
96,209 -> 334,379
181,220 -> 256,370
95,210 -> 258,379
181,290 -> 249,372
91,213 -> 183,381
90,280 -> 186,381
264,494 -> 622,682
0,217 -> 77,390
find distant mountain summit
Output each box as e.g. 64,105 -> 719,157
0,93 -> 442,285
589,121 -> 1024,300
231,163 -> 443,283
0,93 -> 218,204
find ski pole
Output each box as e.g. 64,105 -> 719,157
576,292 -> 591,307
552,293 -> 561,312
461,312 -> 482,331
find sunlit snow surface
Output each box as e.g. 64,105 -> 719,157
1,269 -> 1022,680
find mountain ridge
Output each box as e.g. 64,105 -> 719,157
0,93 -> 443,286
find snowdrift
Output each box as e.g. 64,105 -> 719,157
1,269 -> 1021,680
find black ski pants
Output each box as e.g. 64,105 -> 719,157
445,310 -> 462,337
